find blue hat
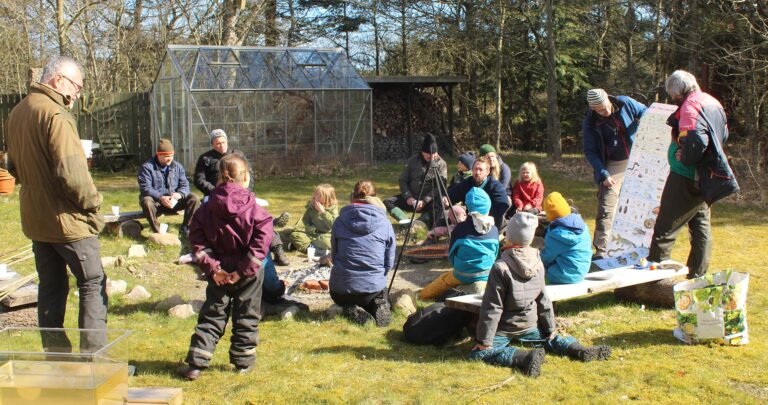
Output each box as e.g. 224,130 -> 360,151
458,152 -> 475,171
465,187 -> 491,215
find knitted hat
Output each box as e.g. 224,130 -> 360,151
543,192 -> 571,221
209,129 -> 227,143
506,212 -> 538,246
421,133 -> 438,154
156,139 -> 174,155
465,187 -> 491,215
587,89 -> 608,106
458,152 -> 476,171
479,144 -> 496,156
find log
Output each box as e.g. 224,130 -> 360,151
614,277 -> 685,308
1,283 -> 38,308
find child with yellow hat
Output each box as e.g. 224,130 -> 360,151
540,192 -> 592,284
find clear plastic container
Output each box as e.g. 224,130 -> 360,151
0,327 -> 131,405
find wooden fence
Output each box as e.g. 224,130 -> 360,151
0,92 -> 152,168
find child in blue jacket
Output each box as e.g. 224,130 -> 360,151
540,192 -> 592,284
420,187 -> 499,300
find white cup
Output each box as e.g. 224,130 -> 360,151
159,223 -> 169,234
111,205 -> 120,216
0,263 -> 7,273
306,246 -> 316,261
169,198 -> 178,208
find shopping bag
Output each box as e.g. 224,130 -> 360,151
673,270 -> 749,345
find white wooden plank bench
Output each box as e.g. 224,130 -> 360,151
445,260 -> 688,314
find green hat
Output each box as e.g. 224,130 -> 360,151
479,144 -> 496,156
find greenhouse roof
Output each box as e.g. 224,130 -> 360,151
162,45 -> 370,91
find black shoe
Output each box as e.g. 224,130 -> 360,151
372,295 -> 392,327
236,364 -> 255,375
518,348 -> 546,378
178,365 -> 204,381
274,212 -> 290,228
272,245 -> 290,266
567,343 -> 612,362
342,305 -> 374,326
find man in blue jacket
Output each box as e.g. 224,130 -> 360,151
582,88 -> 647,259
648,70 -> 739,278
138,139 -> 200,235
447,157 -> 509,231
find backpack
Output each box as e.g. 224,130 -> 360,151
402,301 -> 472,346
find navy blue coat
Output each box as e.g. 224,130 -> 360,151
329,202 -> 396,294
582,95 -> 647,184
448,176 -> 510,231
138,156 -> 190,201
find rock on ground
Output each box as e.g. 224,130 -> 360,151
390,289 -> 417,315
326,303 -> 343,317
124,285 -> 151,302
128,245 -> 147,258
147,232 -> 181,246
106,279 -> 128,296
168,304 -> 195,319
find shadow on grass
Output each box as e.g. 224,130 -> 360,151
603,328 -> 680,348
130,359 -> 233,379
110,300 -> 165,316
551,292 -> 618,316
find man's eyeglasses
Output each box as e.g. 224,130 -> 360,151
59,74 -> 83,94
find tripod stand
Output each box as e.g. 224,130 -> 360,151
387,160 -> 454,295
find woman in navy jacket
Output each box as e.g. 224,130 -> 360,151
329,180 -> 396,327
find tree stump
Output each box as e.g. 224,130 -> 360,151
614,276 -> 686,308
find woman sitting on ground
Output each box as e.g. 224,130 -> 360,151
329,180 -> 396,327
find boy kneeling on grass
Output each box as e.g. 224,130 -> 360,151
179,154 -> 273,380
470,212 -> 611,378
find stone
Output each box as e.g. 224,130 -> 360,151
168,304 -> 195,319
101,256 -> 118,268
147,232 -> 181,247
124,285 -> 151,302
326,303 -> 344,317
301,280 -> 322,291
127,245 -> 146,258
106,279 -> 128,296
390,289 -> 418,315
318,280 -> 329,290
155,294 -> 185,311
280,305 -> 300,320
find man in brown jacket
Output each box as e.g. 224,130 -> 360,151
6,55 -> 107,351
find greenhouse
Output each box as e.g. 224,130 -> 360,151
150,45 -> 373,173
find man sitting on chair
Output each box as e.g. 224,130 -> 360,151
138,139 -> 200,235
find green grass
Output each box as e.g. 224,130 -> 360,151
0,153 -> 766,404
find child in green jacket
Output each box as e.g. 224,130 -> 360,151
287,184 -> 339,253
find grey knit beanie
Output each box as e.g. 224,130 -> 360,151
506,212 -> 538,246
587,89 -> 608,106
209,129 -> 227,143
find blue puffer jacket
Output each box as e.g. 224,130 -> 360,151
138,156 -> 190,201
582,95 -> 648,184
329,202 -> 396,294
540,214 -> 592,285
449,215 -> 500,284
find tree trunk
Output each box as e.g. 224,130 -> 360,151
372,0 -> 381,75
544,0 -> 562,159
264,0 -> 278,46
624,0 -> 636,91
56,0 -> 67,54
495,3 -> 506,151
400,0 -> 408,75
221,0 -> 239,46
651,0 -> 664,101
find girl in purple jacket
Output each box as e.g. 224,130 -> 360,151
178,154 -> 273,380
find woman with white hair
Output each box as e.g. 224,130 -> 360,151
647,70 -> 739,278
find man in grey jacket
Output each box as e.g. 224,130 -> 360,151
469,212 -> 611,378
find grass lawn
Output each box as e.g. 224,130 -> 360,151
0,153 -> 765,404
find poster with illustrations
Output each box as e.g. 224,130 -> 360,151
594,102 -> 678,270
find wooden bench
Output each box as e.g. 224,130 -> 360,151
445,260 -> 688,314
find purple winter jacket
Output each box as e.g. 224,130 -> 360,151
189,182 -> 273,278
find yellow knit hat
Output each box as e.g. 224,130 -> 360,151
543,192 -> 571,221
